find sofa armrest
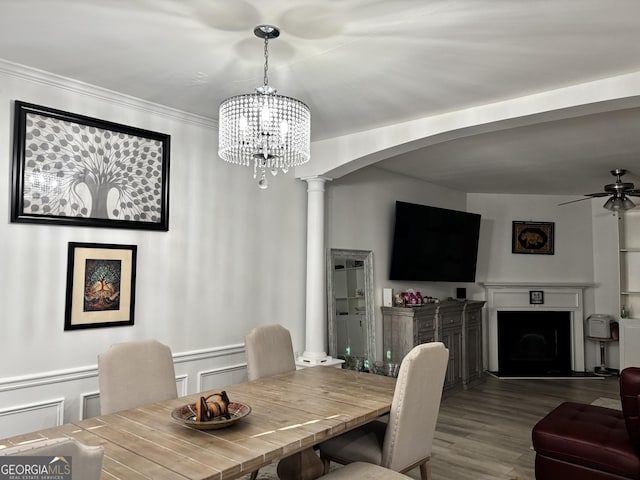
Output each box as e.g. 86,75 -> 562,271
620,367 -> 640,447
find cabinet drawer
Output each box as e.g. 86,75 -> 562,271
415,317 -> 435,331
466,310 -> 481,324
439,313 -> 463,328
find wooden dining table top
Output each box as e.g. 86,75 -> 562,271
0,366 -> 396,480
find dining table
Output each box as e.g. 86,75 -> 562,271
0,365 -> 396,480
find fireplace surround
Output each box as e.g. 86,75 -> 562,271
483,282 -> 593,374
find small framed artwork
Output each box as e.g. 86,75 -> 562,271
12,101 -> 170,231
512,221 -> 554,254
64,242 -> 137,330
529,290 -> 544,305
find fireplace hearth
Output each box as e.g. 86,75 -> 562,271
498,311 -> 572,376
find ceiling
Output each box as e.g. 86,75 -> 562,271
1,0 -> 640,198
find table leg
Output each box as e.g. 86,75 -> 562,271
276,448 -> 324,480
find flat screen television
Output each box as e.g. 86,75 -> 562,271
389,201 -> 481,282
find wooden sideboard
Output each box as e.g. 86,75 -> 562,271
382,300 -> 485,392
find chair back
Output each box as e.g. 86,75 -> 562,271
0,437 -> 103,480
245,324 -> 296,381
98,339 -> 178,414
382,342 -> 449,471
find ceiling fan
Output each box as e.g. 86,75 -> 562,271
558,169 -> 640,211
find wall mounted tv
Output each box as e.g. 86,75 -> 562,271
389,201 -> 481,282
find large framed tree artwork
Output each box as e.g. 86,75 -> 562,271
11,101 -> 170,231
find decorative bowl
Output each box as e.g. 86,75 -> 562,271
171,401 -> 251,430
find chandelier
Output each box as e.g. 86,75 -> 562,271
218,25 -> 311,189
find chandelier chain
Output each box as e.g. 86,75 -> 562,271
263,37 -> 269,87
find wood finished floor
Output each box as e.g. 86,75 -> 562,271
419,374 -> 620,480
242,374 -> 620,480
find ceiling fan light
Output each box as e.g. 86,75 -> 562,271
603,197 -> 616,211
622,197 -> 636,210
603,195 -> 633,211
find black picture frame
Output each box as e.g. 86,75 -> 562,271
11,101 -> 170,231
64,242 -> 137,330
529,290 -> 544,305
512,221 -> 554,254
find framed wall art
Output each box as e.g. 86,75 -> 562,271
512,221 -> 554,255
529,290 -> 544,305
11,101 -> 170,231
64,242 -> 137,330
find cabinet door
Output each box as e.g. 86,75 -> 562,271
620,319 -> 640,369
464,319 -> 482,385
441,327 -> 463,388
382,312 -> 415,363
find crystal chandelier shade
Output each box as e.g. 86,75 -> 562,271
218,25 -> 311,189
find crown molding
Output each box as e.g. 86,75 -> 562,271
0,58 -> 218,129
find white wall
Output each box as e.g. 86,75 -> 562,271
0,64 -> 625,436
467,193 -> 619,370
591,203 -> 622,368
0,63 -> 308,434
326,181 -> 617,371
326,166 -> 468,360
467,193 -> 595,283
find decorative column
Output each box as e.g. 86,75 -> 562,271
297,176 -> 342,367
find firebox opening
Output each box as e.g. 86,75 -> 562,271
498,310 -> 572,376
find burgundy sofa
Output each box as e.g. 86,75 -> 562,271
532,367 -> 640,479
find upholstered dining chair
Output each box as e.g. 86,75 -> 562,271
98,339 -> 178,415
245,324 -> 303,480
319,342 -> 449,480
321,462 -> 413,479
0,437 -> 104,480
245,324 -> 296,381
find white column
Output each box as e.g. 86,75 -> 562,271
297,176 -> 342,367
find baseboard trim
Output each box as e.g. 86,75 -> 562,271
487,371 -> 603,380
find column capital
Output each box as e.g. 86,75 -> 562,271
301,176 -> 332,191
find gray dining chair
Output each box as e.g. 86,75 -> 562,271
321,462 -> 413,479
98,339 -> 178,415
245,324 -> 296,381
245,324 -> 318,480
0,437 -> 104,480
319,342 -> 449,480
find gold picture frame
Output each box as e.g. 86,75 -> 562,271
64,242 -> 137,330
512,221 -> 554,255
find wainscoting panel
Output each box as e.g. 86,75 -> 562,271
176,374 -> 188,397
81,392 -> 100,420
0,343 -> 247,437
198,364 -> 248,392
0,398 -> 64,438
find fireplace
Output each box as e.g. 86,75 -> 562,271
498,311 -> 571,376
482,282 -> 591,373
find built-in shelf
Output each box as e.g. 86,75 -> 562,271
617,210 -> 640,369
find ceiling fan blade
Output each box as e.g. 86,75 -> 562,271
558,197 -> 598,206
583,192 -> 610,198
625,190 -> 640,196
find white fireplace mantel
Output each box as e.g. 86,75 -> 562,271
481,282 -> 595,289
481,282 -> 595,373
